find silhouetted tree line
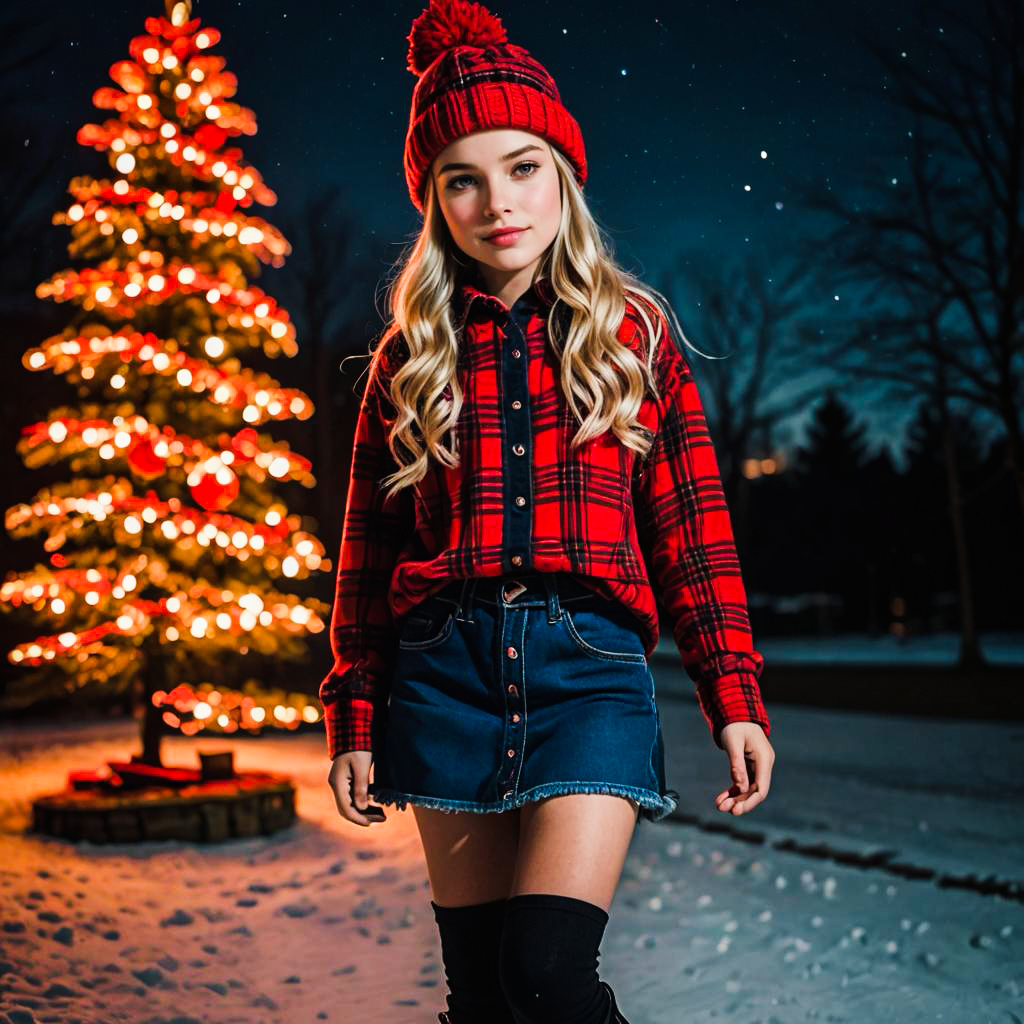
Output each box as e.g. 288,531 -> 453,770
739,389 -> 1020,645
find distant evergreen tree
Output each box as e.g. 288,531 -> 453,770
787,390 -> 874,627
790,389 -> 871,484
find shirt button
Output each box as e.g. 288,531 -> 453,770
512,713 -> 520,723
515,496 -> 526,507
507,684 -> 518,695
512,349 -> 521,358
512,400 -> 522,409
504,790 -> 514,799
513,444 -> 525,455
511,554 -> 523,565
507,748 -> 515,758
506,646 -> 518,658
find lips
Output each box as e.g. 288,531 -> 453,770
484,227 -> 527,246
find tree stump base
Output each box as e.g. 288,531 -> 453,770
31,771 -> 296,844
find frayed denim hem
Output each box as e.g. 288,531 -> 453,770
369,782 -> 680,823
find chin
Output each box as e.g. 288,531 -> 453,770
479,248 -> 541,270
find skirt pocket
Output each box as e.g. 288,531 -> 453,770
560,598 -> 648,665
397,597 -> 455,651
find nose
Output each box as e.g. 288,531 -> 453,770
481,175 -> 513,217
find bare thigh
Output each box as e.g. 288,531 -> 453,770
413,794 -> 638,912
512,794 -> 639,913
413,805 -> 522,907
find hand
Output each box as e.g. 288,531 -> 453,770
328,750 -> 387,827
714,722 -> 774,816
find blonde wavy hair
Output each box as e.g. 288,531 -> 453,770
363,142 -> 698,502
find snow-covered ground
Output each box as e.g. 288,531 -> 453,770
2,667 -> 1023,1023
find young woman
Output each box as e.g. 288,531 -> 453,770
322,2 -> 775,1020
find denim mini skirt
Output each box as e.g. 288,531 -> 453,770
369,571 -> 680,823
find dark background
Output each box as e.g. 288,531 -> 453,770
2,0 -> 1021,711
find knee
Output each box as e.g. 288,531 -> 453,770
498,893 -> 610,1023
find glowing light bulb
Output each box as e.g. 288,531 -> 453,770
204,335 -> 225,358
115,153 -> 136,174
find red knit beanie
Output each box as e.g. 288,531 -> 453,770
403,0 -> 587,214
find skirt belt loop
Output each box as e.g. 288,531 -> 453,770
455,577 -> 477,623
544,573 -> 562,623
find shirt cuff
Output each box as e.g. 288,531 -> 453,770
320,692 -> 376,759
695,673 -> 771,750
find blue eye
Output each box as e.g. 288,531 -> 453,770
447,161 -> 540,192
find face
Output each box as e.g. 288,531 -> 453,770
431,128 -> 562,306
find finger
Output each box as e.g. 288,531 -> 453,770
728,786 -> 764,814
730,752 -> 749,790
352,776 -> 371,814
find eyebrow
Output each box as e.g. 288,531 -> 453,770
436,144 -> 544,176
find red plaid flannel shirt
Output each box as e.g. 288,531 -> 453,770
318,275 -> 771,758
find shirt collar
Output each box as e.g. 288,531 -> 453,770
452,271 -> 556,333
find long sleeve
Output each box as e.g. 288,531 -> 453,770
631,315 -> 770,750
318,341 -> 415,759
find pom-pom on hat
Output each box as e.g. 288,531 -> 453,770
403,0 -> 587,214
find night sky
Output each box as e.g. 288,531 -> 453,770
16,0 -> 958,454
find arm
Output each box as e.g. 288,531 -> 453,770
318,339 -> 415,759
631,313 -> 771,750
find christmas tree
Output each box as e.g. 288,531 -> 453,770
1,0 -> 329,766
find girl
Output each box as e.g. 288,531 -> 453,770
322,2 -> 775,1021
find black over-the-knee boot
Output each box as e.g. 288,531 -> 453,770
431,897 -> 518,1024
498,892 -> 629,1024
